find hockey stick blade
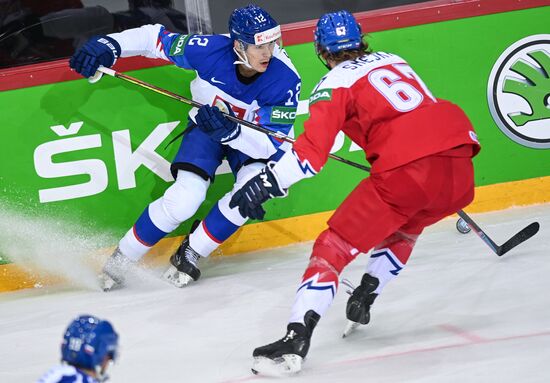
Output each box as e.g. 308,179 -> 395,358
497,221 -> 540,256
88,70 -> 103,84
456,210 -> 539,256
89,67 -> 117,83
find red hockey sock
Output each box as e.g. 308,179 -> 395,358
289,229 -> 359,323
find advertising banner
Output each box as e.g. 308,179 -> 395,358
1,6 -> 548,266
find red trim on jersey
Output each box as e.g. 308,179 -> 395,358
201,221 -> 222,244
0,0 -> 544,91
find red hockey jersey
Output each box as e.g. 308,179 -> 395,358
273,52 -> 480,188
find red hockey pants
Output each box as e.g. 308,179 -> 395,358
327,152 -> 475,260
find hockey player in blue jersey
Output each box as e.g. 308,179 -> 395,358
37,315 -> 119,383
69,4 -> 301,290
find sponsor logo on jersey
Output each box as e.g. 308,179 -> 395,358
487,34 -> 550,149
270,106 -> 297,123
169,35 -> 188,56
210,77 -> 226,85
309,89 -> 332,105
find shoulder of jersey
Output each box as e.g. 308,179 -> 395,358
270,45 -> 300,80
258,46 -> 300,103
317,51 -> 404,90
197,33 -> 232,48
182,34 -> 232,67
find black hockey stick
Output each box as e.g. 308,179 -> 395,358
456,210 -> 539,256
90,67 -> 540,256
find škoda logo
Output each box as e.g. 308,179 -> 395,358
487,35 -> 550,149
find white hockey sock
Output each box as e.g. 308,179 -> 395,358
188,222 -> 218,257
366,248 -> 405,295
288,257 -> 338,324
119,227 -> 151,262
288,272 -> 336,324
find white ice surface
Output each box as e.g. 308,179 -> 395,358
1,204 -> 549,383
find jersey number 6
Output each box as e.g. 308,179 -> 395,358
369,64 -> 436,112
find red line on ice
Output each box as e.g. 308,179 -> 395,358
220,329 -> 550,383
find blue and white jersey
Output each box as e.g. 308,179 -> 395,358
37,364 -> 98,383
109,24 -> 301,159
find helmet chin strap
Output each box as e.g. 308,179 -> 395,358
95,359 -> 113,382
316,53 -> 331,70
315,45 -> 331,70
233,41 -> 253,69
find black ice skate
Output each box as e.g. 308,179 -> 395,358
342,273 -> 379,337
99,247 -> 133,292
251,310 -> 320,376
163,221 -> 202,288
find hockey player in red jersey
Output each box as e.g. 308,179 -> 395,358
229,10 -> 480,375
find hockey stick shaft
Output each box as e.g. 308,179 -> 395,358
91,67 -> 539,256
456,210 -> 500,253
92,67 -> 370,172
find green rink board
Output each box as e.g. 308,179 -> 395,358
0,6 -> 548,265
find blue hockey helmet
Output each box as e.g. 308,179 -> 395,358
229,4 -> 281,46
61,315 -> 119,373
314,10 -> 362,54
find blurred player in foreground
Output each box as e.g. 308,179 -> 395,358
37,314 -> 119,382
230,10 -> 480,375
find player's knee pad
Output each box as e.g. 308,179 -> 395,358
162,170 -> 210,224
310,229 -> 359,275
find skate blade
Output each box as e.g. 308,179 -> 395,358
98,273 -> 121,292
163,265 -> 194,288
342,320 -> 360,338
251,355 -> 302,377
